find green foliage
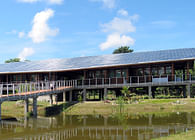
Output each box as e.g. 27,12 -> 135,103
155,94 -> 183,99
113,46 -> 133,54
5,58 -> 21,63
78,92 -> 83,102
121,86 -> 130,98
116,96 -> 125,114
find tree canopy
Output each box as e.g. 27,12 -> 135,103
113,46 -> 134,54
5,58 -> 21,63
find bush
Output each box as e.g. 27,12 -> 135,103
155,94 -> 183,99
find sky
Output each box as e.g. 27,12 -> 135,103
0,0 -> 195,63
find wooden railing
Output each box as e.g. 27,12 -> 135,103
0,74 -> 195,97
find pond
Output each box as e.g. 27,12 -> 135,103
0,112 -> 195,140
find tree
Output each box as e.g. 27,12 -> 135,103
5,58 -> 21,63
113,46 -> 134,54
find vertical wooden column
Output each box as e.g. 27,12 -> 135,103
126,68 -> 129,82
149,66 -> 152,82
0,102 -> 2,121
148,86 -> 152,99
50,94 -> 53,105
24,99 -> 29,116
187,61 -> 190,80
69,90 -> 72,102
172,63 -> 175,81
83,88 -> 86,101
84,70 -> 87,79
104,88 -> 107,100
187,84 -> 191,98
33,97 -> 37,117
63,91 -> 66,102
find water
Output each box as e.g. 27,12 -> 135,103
0,112 -> 195,140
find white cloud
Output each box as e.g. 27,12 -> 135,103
48,0 -> 63,4
90,0 -> 115,9
130,14 -> 139,22
28,9 -> 59,43
151,20 -> 176,28
18,32 -> 25,38
6,30 -> 17,35
17,0 -> 39,3
101,17 -> 136,34
18,48 -> 35,61
99,12 -> 138,50
117,9 -> 128,16
17,0 -> 63,4
99,33 -> 135,50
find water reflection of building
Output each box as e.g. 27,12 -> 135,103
0,112 -> 195,140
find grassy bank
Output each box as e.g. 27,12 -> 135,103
65,99 -> 195,115
152,129 -> 195,140
1,101 -> 50,118
2,99 -> 195,118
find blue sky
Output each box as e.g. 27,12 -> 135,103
0,0 -> 195,63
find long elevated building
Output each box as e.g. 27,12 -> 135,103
0,48 -> 195,101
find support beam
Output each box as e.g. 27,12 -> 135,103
104,88 -> 107,100
187,84 -> 191,98
148,86 -> 152,99
69,90 -> 72,102
24,99 -> 29,116
50,94 -> 53,105
0,102 -> 2,121
63,91 -> 66,102
172,63 -> 175,81
187,61 -> 190,80
33,97 -> 37,117
83,88 -> 86,101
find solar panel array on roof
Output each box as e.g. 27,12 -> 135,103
0,48 -> 195,74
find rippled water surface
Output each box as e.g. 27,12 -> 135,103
0,112 -> 195,140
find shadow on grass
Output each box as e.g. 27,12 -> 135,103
44,102 -> 78,117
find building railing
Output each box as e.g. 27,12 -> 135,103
0,74 -> 195,97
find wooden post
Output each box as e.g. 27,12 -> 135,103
187,84 -> 191,98
50,94 -> 53,105
63,91 -> 66,102
84,70 -> 87,79
83,88 -> 86,101
33,97 -> 37,117
187,61 -> 190,80
104,88 -> 107,100
69,90 -> 72,102
148,86 -> 152,99
24,99 -> 29,116
0,102 -> 2,121
172,63 -> 175,81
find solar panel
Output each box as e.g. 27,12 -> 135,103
0,48 -> 195,73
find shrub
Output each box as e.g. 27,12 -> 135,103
155,94 -> 183,99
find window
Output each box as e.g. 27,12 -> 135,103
108,70 -> 115,78
95,71 -> 102,78
152,67 -> 158,75
116,69 -> 121,78
159,67 -> 164,75
144,68 -> 150,75
121,69 -> 127,77
137,68 -> 143,76
166,66 -> 172,75
88,71 -> 95,78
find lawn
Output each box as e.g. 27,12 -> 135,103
2,98 -> 195,118
64,99 -> 195,115
152,129 -> 195,140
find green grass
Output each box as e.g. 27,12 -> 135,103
64,99 -> 195,115
152,129 -> 195,140
1,101 -> 50,118
2,99 -> 195,118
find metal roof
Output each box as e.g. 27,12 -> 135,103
0,48 -> 195,74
